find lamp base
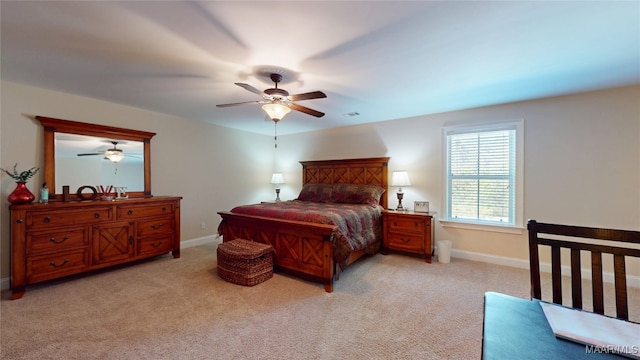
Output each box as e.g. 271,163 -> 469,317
275,188 -> 281,202
395,191 -> 406,211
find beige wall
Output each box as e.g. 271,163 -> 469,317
0,81 -> 275,278
2,81 -> 639,281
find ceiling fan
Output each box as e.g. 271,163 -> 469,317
77,141 -> 124,163
216,73 -> 327,121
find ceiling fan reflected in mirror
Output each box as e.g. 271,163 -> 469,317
77,141 -> 124,163
216,73 -> 327,122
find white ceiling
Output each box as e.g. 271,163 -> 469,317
2,1 -> 638,136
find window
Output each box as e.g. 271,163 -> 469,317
443,120 -> 523,230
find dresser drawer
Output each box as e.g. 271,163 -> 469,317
26,208 -> 112,229
136,216 -> 174,237
117,203 -> 174,220
387,217 -> 427,234
26,249 -> 90,283
138,234 -> 174,256
27,228 -> 89,255
386,232 -> 425,252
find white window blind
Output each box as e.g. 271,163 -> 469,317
445,123 -> 517,226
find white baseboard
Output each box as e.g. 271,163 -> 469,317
448,248 -> 530,270
181,234 -> 221,248
449,248 -> 640,289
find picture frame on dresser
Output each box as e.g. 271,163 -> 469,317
414,201 -> 429,213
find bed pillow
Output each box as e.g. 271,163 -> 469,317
330,184 -> 386,206
296,183 -> 334,202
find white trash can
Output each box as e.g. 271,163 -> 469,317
437,240 -> 452,264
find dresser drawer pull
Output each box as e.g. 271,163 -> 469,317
16,219 -> 23,224
151,223 -> 163,229
393,221 -> 398,226
162,207 -> 167,212
50,259 -> 69,267
150,241 -> 163,248
94,212 -> 101,218
43,216 -> 51,223
400,237 -> 411,243
127,210 -> 133,215
49,236 -> 69,244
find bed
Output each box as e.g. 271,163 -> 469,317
217,157 -> 389,292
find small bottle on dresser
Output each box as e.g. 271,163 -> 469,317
40,182 -> 48,204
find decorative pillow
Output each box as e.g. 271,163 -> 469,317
296,184 -> 334,202
330,184 -> 386,206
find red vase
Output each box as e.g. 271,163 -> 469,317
8,182 -> 35,205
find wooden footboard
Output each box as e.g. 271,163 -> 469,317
218,211 -> 340,292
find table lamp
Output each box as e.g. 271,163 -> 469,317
270,173 -> 284,201
391,171 -> 411,211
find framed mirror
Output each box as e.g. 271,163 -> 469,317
37,116 -> 155,200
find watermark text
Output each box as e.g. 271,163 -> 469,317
585,344 -> 639,356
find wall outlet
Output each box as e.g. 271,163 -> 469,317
200,221 -> 206,229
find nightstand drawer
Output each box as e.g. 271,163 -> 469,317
382,210 -> 435,263
387,217 -> 426,234
387,232 -> 424,252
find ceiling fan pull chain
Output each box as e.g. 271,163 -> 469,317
274,121 -> 278,148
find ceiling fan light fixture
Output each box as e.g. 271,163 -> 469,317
105,150 -> 124,163
262,102 -> 291,122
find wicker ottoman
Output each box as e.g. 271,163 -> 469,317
217,239 -> 274,286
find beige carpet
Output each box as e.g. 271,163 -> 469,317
1,242 -> 637,360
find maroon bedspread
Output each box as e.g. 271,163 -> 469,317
230,200 -> 383,265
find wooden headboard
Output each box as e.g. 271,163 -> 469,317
299,157 -> 390,209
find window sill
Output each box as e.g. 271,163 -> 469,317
439,219 -> 524,234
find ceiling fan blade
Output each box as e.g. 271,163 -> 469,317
234,82 -> 263,95
77,152 -> 105,156
288,91 -> 327,101
216,100 -> 262,108
289,103 -> 325,118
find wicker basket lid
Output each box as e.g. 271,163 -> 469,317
217,239 -> 273,259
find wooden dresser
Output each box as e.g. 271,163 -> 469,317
9,196 -> 181,299
382,210 -> 435,263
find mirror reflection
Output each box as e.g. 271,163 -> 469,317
54,133 -> 144,194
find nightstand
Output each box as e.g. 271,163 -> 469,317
382,210 -> 435,263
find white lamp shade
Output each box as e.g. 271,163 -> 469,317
391,171 -> 411,187
270,173 -> 284,185
262,103 -> 291,121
